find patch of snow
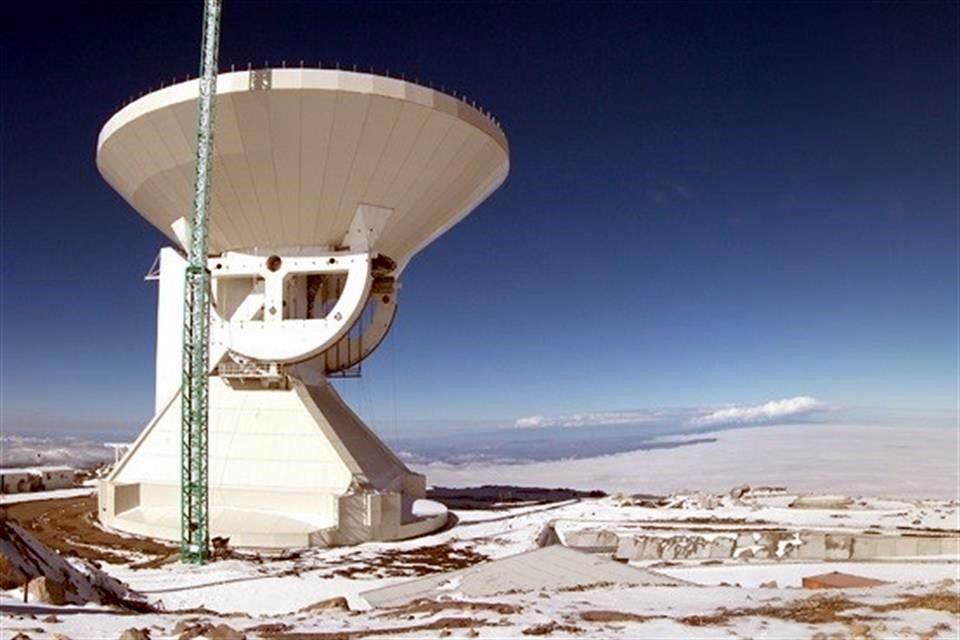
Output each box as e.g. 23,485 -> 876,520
657,561 -> 960,588
412,498 -> 448,517
0,487 -> 95,505
776,532 -> 803,558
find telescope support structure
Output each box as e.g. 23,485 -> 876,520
94,64 -> 510,550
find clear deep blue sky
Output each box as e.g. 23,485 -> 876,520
1,1 -> 956,440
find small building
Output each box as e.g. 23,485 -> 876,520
0,470 -> 33,494
38,467 -> 74,490
802,571 -> 890,589
0,466 -> 75,493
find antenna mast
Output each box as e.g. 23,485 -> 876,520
181,0 -> 222,564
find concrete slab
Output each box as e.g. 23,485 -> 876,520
361,545 -> 686,608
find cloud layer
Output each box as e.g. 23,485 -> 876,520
0,435 -> 116,468
688,396 -> 825,427
515,396 -> 826,430
515,410 -> 672,429
419,424 -> 957,500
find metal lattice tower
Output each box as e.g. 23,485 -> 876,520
180,0 -> 222,564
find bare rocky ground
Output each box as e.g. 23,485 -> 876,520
4,497 -> 175,567
1,486 -> 958,640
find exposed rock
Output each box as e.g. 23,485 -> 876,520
118,629 -> 150,640
174,620 -> 246,640
1,519 -> 145,608
789,495 -> 852,510
27,576 -> 67,605
12,633 -> 32,640
759,580 -> 779,589
299,596 -> 349,612
730,485 -> 750,500
172,620 -> 201,635
0,552 -> 28,589
580,610 -> 659,623
175,622 -> 207,640
211,536 -> 232,560
243,623 -> 292,635
206,624 -> 245,640
522,622 -> 583,635
427,485 -> 606,510
535,522 -> 561,547
42,614 -> 60,623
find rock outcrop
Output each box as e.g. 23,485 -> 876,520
27,576 -> 67,605
0,516 -> 149,609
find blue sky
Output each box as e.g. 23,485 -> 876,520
1,1 -> 956,440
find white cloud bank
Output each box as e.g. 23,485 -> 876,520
688,396 -> 825,427
515,396 -> 827,430
419,424 -> 959,500
515,410 -> 673,429
0,435 -> 115,468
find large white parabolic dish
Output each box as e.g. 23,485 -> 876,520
97,68 -> 509,270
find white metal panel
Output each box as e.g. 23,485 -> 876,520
316,91 -> 371,242
266,87 -> 303,243
97,69 -> 509,267
297,90 -> 338,241
154,248 -> 186,413
329,96 -> 403,241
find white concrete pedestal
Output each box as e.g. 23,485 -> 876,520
98,377 -> 446,548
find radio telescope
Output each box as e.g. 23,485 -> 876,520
96,68 -> 509,547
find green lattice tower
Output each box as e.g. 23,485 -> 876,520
180,0 -> 222,564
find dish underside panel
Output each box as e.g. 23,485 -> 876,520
98,74 -> 508,264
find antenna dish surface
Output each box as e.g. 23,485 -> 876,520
97,69 -> 509,269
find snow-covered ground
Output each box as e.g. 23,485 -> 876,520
418,424 -> 960,500
2,488 -> 958,639
1,424 -> 957,638
658,561 -> 960,588
0,487 -> 95,505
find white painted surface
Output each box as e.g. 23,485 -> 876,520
209,250 -> 372,363
153,247 -> 186,414
96,69 -> 509,273
101,377 -> 434,546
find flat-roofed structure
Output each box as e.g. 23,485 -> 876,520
0,466 -> 75,493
